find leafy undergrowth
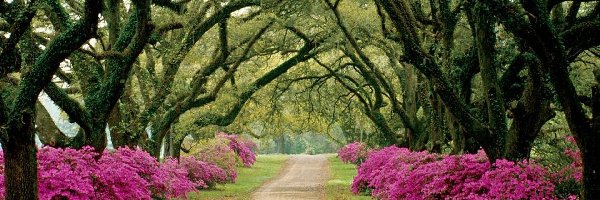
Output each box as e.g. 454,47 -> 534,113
326,156 -> 372,200
188,154 -> 288,200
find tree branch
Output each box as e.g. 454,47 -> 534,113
562,18 -> 600,61
194,37 -> 320,127
43,82 -> 93,132
153,0 -> 186,13
0,0 -> 36,75
8,0 -> 102,127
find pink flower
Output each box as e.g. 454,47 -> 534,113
337,142 -> 368,165
217,132 -> 257,167
179,156 -> 228,188
0,146 -> 200,199
352,147 -> 559,199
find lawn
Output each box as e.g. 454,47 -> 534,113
188,154 -> 288,200
325,156 -> 372,200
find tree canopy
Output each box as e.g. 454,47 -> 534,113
1,0 -> 599,199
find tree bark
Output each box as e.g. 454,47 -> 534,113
581,135 -> 600,199
505,59 -> 554,160
171,136 -> 185,159
3,112 -> 38,200
428,92 -> 444,153
585,85 -> 600,199
471,1 -> 507,161
279,135 -> 285,154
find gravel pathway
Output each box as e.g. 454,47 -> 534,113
251,154 -> 330,200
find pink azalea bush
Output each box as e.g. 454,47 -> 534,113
194,137 -> 239,182
178,156 -> 228,188
159,158 -> 201,198
552,136 -> 582,199
190,132 -> 257,183
0,146 -> 166,200
98,147 -> 170,198
93,159 -> 152,200
352,146 -> 561,199
463,159 -> 555,200
558,136 -> 582,182
217,132 -> 257,167
337,141 -> 368,164
36,147 -> 100,200
0,146 -> 238,199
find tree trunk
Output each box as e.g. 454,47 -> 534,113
473,2 -> 506,162
108,105 -> 129,148
3,141 -> 38,200
150,138 -> 162,158
448,112 -> 465,154
368,110 -> 397,146
451,49 -> 478,155
403,65 -> 419,147
149,120 -> 176,158
0,1 -> 102,199
582,137 -> 600,199
84,123 -> 107,153
505,62 -> 554,160
428,91 -> 444,153
171,137 -> 185,159
3,112 -> 38,200
165,129 -> 172,158
277,135 -> 286,154
586,85 -> 600,199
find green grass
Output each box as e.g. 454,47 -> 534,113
325,156 -> 372,200
187,154 -> 288,200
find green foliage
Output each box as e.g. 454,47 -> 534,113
531,112 -> 576,171
325,156 -> 371,200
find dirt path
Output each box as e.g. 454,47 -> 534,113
251,154 -> 330,200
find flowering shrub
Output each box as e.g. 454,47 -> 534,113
36,147 -> 99,200
352,146 -> 560,200
337,141 -> 368,164
179,156 -> 228,188
194,137 -> 239,182
98,147 -> 167,198
552,136 -> 582,199
386,151 -> 491,199
217,132 -> 257,167
93,159 -> 151,200
352,146 -> 403,195
239,136 -> 258,152
558,136 -> 582,182
0,146 -> 202,199
159,159 -> 200,198
466,159 -> 555,199
101,147 -> 200,199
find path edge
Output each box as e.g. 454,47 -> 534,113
249,155 -> 293,196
